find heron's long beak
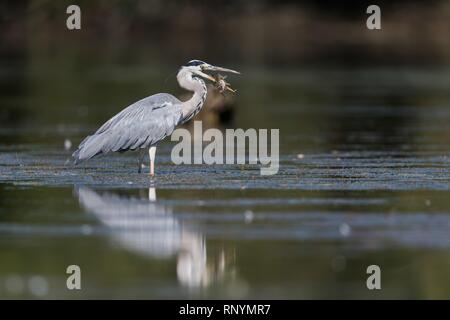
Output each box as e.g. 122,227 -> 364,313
202,64 -> 240,75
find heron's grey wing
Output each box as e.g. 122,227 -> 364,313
73,93 -> 183,163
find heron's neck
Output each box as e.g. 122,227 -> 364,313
179,76 -> 207,123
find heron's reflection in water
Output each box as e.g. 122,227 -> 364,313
76,187 -> 233,287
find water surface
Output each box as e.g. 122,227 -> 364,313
1,63 -> 450,298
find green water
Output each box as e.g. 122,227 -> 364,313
1,57 -> 450,298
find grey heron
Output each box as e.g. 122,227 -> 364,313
72,60 -> 239,175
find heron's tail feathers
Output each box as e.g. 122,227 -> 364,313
72,134 -> 105,164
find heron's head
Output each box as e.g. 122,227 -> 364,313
177,60 -> 240,85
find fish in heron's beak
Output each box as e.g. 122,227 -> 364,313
196,64 -> 240,93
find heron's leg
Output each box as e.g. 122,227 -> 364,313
149,146 -> 156,176
137,149 -> 145,173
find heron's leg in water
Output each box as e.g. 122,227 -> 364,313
149,146 -> 156,176
137,149 -> 145,173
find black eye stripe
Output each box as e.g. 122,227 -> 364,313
185,60 -> 206,67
